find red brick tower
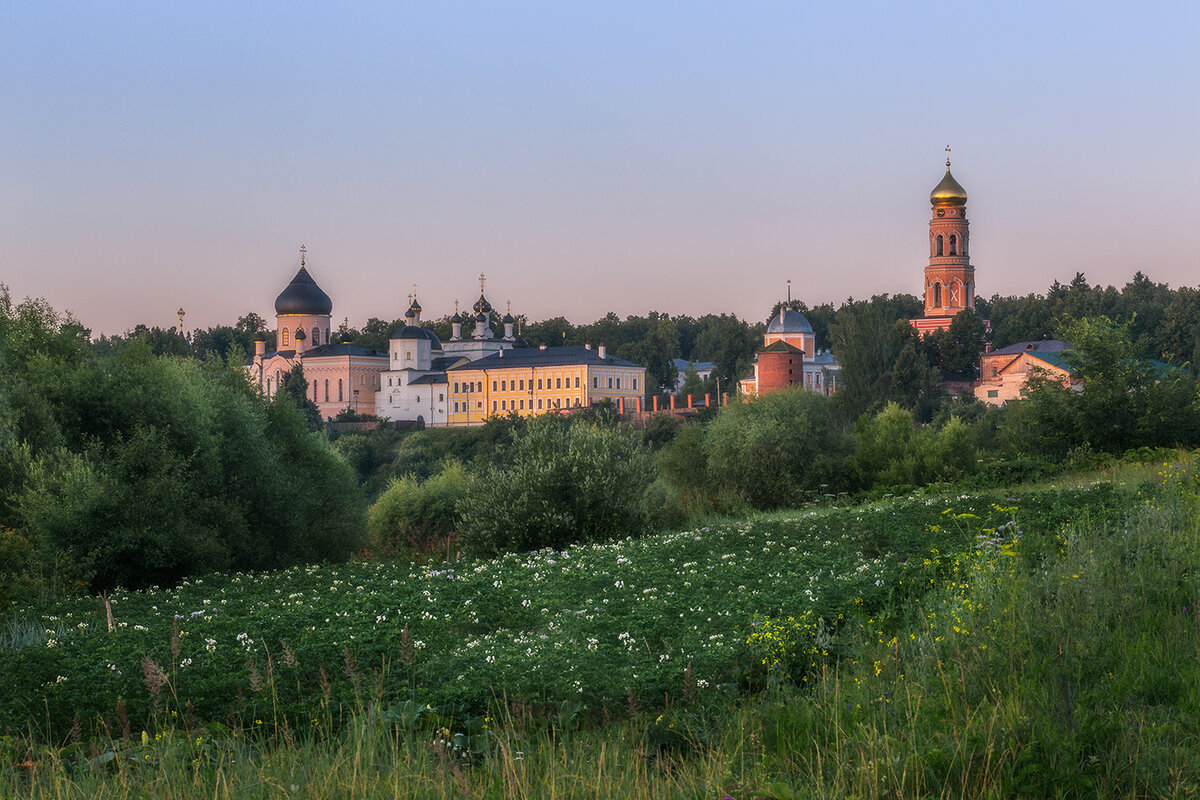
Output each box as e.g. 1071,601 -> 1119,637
755,340 -> 804,394
913,149 -> 975,335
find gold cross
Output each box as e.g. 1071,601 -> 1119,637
479,273 -> 486,294
299,244 -> 306,266
945,145 -> 951,166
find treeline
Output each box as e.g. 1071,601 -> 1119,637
107,271 -> 1200,413
0,289 -> 363,606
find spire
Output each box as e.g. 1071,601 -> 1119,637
300,244 -> 306,267
945,144 -> 951,169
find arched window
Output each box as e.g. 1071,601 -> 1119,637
949,234 -> 957,255
935,235 -> 944,256
338,379 -> 344,402
312,381 -> 318,401
324,379 -> 329,401
281,328 -> 290,347
312,327 -> 320,346
933,283 -> 942,307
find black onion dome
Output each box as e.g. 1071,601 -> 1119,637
404,307 -> 415,319
450,311 -> 463,324
511,336 -> 530,348
502,312 -> 515,324
390,326 -> 442,349
274,267 -> 333,316
472,294 -> 492,314
294,327 -> 306,340
475,311 -> 488,322
410,298 -> 422,312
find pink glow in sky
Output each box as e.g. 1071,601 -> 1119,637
2,2 -> 1197,336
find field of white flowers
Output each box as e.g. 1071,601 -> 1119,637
0,482 -> 1134,736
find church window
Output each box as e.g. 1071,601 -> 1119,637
406,350 -> 412,361
281,328 -> 290,347
949,235 -> 957,255
933,283 -> 942,307
312,327 -> 320,346
313,382 -> 318,401
324,379 -> 329,401
338,379 -> 343,402
438,393 -> 443,402
416,396 -> 420,403
935,235 -> 944,256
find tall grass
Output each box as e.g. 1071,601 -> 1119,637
5,459 -> 1199,798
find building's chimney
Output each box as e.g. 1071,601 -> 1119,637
584,343 -> 591,350
539,343 -> 547,350
598,344 -> 606,359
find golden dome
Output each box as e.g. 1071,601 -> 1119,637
930,163 -> 968,207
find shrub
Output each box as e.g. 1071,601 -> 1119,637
703,389 -> 853,509
854,403 -> 978,488
367,461 -> 467,554
457,418 -> 651,554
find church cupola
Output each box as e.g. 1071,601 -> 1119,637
450,301 -> 463,341
274,245 -> 333,354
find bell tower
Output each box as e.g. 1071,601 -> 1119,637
923,147 -> 974,319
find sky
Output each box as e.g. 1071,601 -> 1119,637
2,1 -> 1197,337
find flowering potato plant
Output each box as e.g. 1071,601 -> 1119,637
0,483 -> 1135,736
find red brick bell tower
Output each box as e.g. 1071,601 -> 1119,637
911,148 -> 977,336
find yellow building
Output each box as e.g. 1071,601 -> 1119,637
446,344 -> 646,425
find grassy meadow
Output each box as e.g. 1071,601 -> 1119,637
4,456 -> 1199,798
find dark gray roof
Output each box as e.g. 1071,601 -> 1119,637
300,343 -> 387,359
275,267 -> 333,316
449,345 -> 643,371
990,340 -> 1071,356
409,373 -> 447,386
390,326 -> 443,348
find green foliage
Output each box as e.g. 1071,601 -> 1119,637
854,402 -> 977,488
457,418 -> 652,554
0,289 -> 364,597
1003,315 -> 1200,458
367,462 -> 467,554
704,389 -> 853,509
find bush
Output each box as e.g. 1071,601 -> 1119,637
457,418 -> 651,554
0,290 -> 365,596
367,462 -> 467,554
854,402 -> 978,488
703,389 -> 854,509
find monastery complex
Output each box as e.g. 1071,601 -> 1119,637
247,155 -> 1036,423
